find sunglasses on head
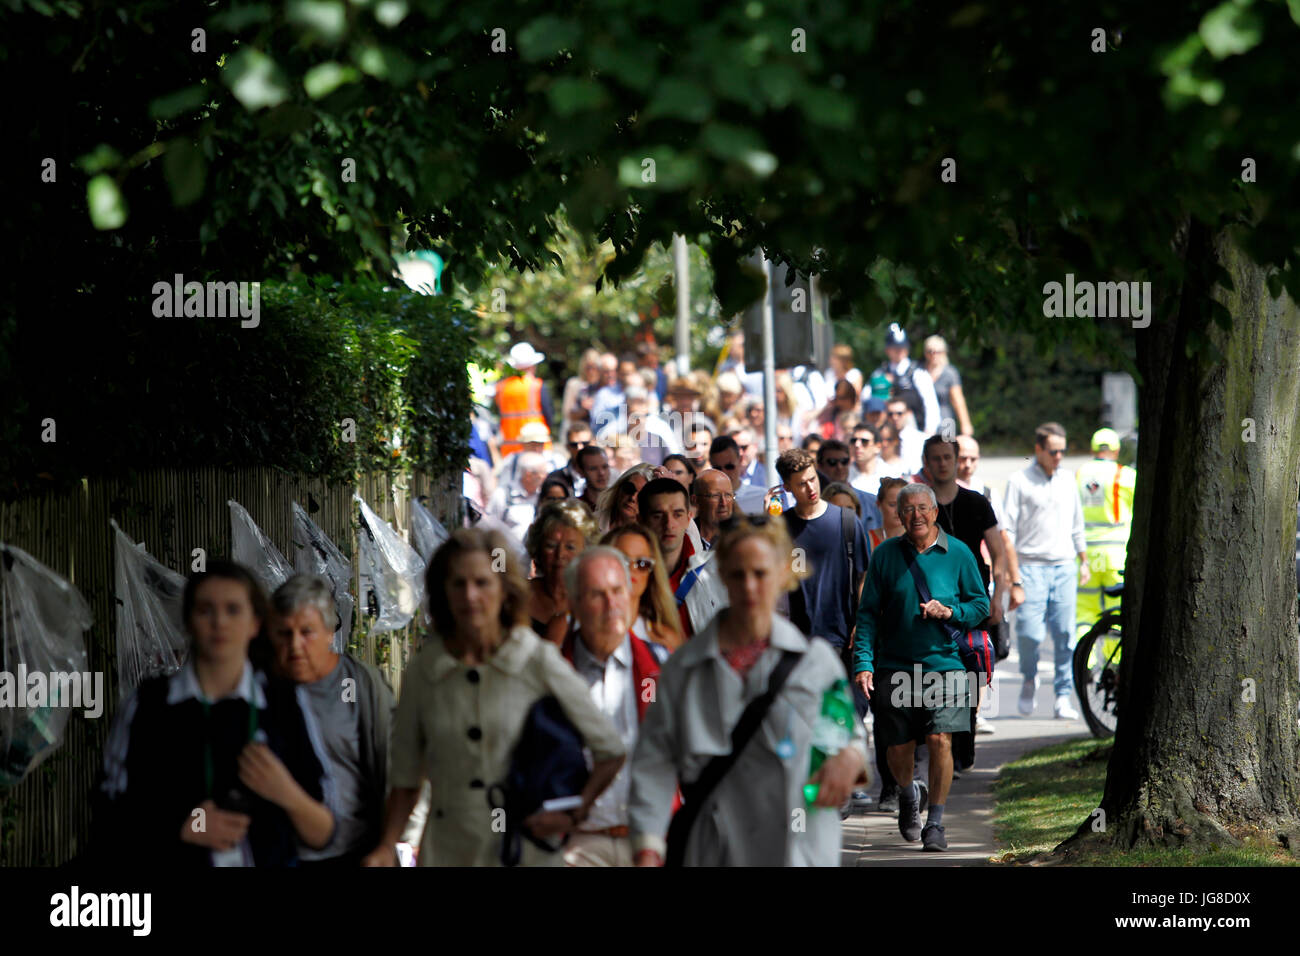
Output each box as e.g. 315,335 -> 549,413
821,457 -> 850,467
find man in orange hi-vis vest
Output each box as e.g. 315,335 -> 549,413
497,342 -> 554,456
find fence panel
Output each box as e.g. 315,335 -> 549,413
0,467 -> 459,866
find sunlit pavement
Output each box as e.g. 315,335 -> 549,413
842,456 -> 1096,866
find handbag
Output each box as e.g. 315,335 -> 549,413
487,695 -> 590,867
664,649 -> 801,866
901,544 -> 994,684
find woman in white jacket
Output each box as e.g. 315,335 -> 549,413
628,516 -> 868,866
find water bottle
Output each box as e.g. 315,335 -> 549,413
803,679 -> 855,806
766,490 -> 784,517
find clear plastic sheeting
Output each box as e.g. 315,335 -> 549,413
1,544 -> 93,786
291,503 -> 354,654
355,494 -> 425,634
410,497 -> 450,565
111,521 -> 187,702
228,499 -> 293,597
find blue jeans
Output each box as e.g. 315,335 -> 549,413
1017,562 -> 1077,698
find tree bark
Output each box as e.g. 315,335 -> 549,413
1063,222 -> 1300,853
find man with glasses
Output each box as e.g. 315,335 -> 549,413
495,421 -> 565,494
546,424 -> 593,497
776,425 -> 795,454
886,398 -> 925,476
708,435 -> 768,515
852,483 -> 989,851
690,469 -> 735,551
1002,423 -> 1089,720
816,440 -> 883,532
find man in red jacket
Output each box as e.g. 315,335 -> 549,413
560,546 -> 667,866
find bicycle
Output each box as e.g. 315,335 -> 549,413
1073,581 -> 1124,738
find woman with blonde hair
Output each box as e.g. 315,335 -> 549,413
628,516 -> 867,866
526,498 -> 600,644
364,527 -> 625,867
596,463 -> 657,533
600,524 -> 684,652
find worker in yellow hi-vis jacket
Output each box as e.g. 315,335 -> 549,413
1075,428 -> 1136,637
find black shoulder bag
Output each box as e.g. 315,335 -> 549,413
664,649 -> 801,867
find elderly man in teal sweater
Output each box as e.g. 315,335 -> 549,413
853,483 -> 989,852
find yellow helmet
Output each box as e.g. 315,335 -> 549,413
1091,427 -> 1121,452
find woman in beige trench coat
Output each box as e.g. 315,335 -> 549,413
363,528 -> 625,867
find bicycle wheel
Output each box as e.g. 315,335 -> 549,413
1073,614 -> 1122,738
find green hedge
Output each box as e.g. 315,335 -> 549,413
0,277 -> 480,495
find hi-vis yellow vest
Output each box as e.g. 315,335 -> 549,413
1076,458 -> 1136,543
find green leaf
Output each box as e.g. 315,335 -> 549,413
288,0 -> 348,42
224,49 -> 291,111
149,85 -> 209,121
86,175 -> 127,230
1199,2 -> 1263,59
163,139 -> 207,206
518,15 -> 581,61
1290,0 -> 1300,26
304,62 -> 361,99
373,0 -> 407,27
547,77 -> 607,116
209,4 -> 273,32
802,89 -> 855,129
642,78 -> 712,123
76,143 -> 122,175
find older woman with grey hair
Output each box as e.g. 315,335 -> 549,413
268,574 -> 396,867
526,498 -> 601,644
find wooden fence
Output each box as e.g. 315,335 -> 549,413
0,466 -> 460,866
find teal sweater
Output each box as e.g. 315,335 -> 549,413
853,529 -> 990,674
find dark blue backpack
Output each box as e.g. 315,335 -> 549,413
488,695 -> 590,867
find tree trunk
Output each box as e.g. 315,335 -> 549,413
1063,222 -> 1300,853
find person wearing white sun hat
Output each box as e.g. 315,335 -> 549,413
497,342 -> 555,456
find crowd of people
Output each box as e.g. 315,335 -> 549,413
91,323 -> 1134,866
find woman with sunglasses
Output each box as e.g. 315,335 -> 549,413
600,524 -> 685,653
596,463 -> 657,533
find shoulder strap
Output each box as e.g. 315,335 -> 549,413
841,505 -> 859,623
665,649 -> 801,867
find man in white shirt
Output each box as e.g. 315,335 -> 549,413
886,398 -> 926,476
595,387 -> 682,467
560,547 -> 667,867
1002,423 -> 1090,720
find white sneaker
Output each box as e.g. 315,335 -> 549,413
1054,695 -> 1080,720
975,715 -> 996,735
1017,677 -> 1038,716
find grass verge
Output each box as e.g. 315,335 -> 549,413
991,737 -> 1298,866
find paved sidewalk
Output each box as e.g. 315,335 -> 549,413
841,640 -> 1093,866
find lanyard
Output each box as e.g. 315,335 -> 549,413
200,687 -> 260,799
